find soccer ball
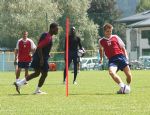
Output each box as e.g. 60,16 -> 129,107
123,85 -> 131,94
77,49 -> 85,57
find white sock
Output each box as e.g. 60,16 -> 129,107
119,82 -> 125,88
127,84 -> 130,88
35,86 -> 40,92
16,79 -> 20,82
17,78 -> 26,86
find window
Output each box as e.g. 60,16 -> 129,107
142,49 -> 150,56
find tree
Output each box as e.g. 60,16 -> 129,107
56,0 -> 99,52
88,0 -> 120,36
136,0 -> 150,12
0,0 -> 61,49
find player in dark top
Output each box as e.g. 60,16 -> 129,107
63,26 -> 83,84
14,23 -> 58,94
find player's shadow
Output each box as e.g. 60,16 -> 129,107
69,92 -> 114,96
44,83 -> 63,86
8,94 -> 30,96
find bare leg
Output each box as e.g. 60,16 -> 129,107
34,71 -> 48,94
123,65 -> 132,85
16,67 -> 21,80
38,71 -> 48,87
109,66 -> 123,84
26,69 -> 40,81
25,68 -> 29,78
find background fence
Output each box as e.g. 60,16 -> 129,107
1,50 -> 149,71
0,50 -> 100,71
0,51 -> 15,71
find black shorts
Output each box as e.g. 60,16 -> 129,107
30,57 -> 49,72
18,62 -> 30,69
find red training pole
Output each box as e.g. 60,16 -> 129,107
66,17 -> 69,96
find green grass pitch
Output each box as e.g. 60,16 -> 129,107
0,70 -> 150,115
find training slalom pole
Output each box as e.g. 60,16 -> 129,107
66,17 -> 69,96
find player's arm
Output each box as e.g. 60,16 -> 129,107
78,37 -> 86,54
30,39 -> 37,54
99,39 -> 104,64
14,41 -> 19,65
37,48 -> 44,67
116,35 -> 129,60
121,47 -> 129,60
99,46 -> 104,64
14,48 -> 18,65
78,37 -> 82,49
36,33 -> 48,66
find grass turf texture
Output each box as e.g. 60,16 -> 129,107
0,70 -> 150,115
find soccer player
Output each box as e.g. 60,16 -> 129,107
63,26 -> 83,84
14,31 -> 36,83
99,23 -> 132,94
14,23 -> 59,94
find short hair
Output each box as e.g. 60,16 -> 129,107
50,22 -> 58,30
22,31 -> 28,34
103,23 -> 113,31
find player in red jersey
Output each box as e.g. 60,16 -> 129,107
14,31 -> 36,83
99,23 -> 132,94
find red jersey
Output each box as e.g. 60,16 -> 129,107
99,35 -> 125,59
16,38 -> 36,62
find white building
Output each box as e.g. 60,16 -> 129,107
117,10 -> 150,61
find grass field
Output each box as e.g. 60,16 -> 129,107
0,70 -> 150,115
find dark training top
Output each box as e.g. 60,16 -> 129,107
36,32 -> 53,59
30,32 -> 53,71
68,35 -> 82,52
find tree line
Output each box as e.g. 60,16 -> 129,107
0,0 -> 148,51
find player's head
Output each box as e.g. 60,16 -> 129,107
70,26 -> 76,37
49,22 -> 58,35
103,23 -> 113,38
22,31 -> 28,39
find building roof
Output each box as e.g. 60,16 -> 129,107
128,18 -> 150,28
117,10 -> 150,23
